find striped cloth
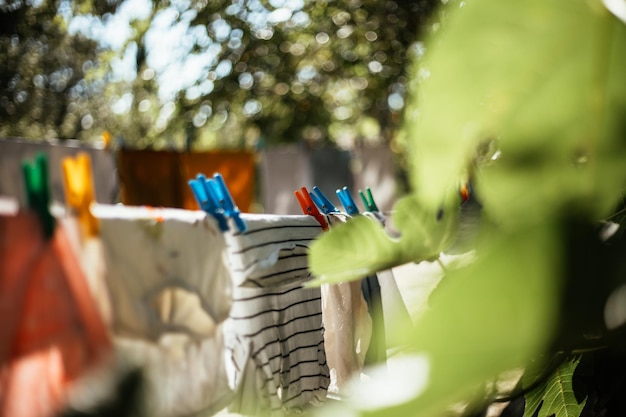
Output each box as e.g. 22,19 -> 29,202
223,214 -> 329,416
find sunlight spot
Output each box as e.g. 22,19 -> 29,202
243,99 -> 262,117
348,354 -> 430,410
141,68 -> 155,80
268,7 -> 292,23
215,60 -> 233,78
81,114 -> 94,130
334,106 -> 352,121
316,32 -> 330,44
605,284 -> 626,330
337,25 -> 354,39
193,112 -> 207,127
138,99 -> 151,112
365,31 -> 377,41
388,92 -> 404,111
368,61 -> 383,74
297,66 -> 317,82
112,93 -> 133,115
239,72 -> 254,90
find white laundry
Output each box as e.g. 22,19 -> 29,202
322,213 -> 373,397
93,204 -> 232,340
92,205 -> 235,417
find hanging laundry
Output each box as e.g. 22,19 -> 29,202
61,153 -> 112,325
299,185 -> 412,396
92,205 -> 235,417
360,212 -> 414,351
117,149 -> 255,212
0,211 -> 112,417
94,205 -> 232,340
293,186 -> 373,398
221,214 -> 329,416
322,212 -> 373,398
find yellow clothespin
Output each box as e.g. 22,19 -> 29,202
62,152 -> 99,237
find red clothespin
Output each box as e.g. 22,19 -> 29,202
294,187 -> 328,231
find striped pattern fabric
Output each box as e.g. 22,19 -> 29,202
224,214 -> 323,288
223,214 -> 329,416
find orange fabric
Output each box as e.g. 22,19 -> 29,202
117,149 -> 255,212
0,212 -> 112,417
118,150 -> 182,209
180,151 -> 255,213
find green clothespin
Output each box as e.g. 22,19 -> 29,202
22,153 -> 55,238
359,187 -> 379,213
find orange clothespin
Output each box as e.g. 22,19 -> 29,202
294,186 -> 328,231
460,181 -> 471,203
102,131 -> 111,149
62,152 -> 99,237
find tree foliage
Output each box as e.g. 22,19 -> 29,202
1,0 -> 438,149
0,0 -> 122,141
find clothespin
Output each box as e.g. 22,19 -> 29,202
358,187 -> 379,213
62,152 -> 99,237
188,174 -> 229,232
102,131 -> 111,149
336,186 -> 359,215
460,181 -> 472,203
210,173 -> 247,233
309,186 -> 339,214
294,187 -> 328,231
22,153 -> 55,238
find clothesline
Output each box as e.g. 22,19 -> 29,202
0,151 -> 414,417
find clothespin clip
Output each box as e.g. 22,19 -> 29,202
210,173 -> 247,233
358,187 -> 379,213
62,152 -> 99,237
295,187 -> 328,231
309,186 -> 339,214
336,186 -> 359,215
22,153 -> 55,238
189,174 -> 229,232
460,181 -> 472,203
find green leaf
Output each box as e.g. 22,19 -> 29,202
308,192 -> 459,285
315,223 -> 563,417
404,0 -> 626,223
523,356 -> 586,417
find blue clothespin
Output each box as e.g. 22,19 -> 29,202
309,186 -> 339,214
210,173 -> 247,233
188,174 -> 229,231
358,187 -> 379,212
336,186 -> 359,215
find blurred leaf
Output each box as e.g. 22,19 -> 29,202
404,0 -> 626,221
316,223 -> 562,417
308,192 -> 459,285
523,356 -> 586,417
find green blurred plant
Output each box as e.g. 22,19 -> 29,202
309,0 -> 626,415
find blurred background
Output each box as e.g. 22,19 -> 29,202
0,0 -> 439,213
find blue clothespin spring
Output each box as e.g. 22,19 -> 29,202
336,186 -> 359,215
309,186 -> 339,214
189,174 -> 229,232
210,173 -> 247,233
